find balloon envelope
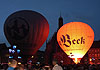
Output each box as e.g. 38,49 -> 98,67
4,10 -> 49,55
57,22 -> 94,64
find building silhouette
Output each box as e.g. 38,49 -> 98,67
0,43 -> 9,64
45,16 -> 74,65
88,40 -> 100,64
58,16 -> 63,29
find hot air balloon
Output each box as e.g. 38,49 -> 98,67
4,10 -> 49,55
57,22 -> 94,64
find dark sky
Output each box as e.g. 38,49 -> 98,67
0,0 -> 100,51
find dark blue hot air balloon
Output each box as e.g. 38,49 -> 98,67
4,10 -> 49,55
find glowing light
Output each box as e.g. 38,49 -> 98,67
13,45 -> 16,49
57,22 -> 94,64
60,60 -> 63,63
72,58 -> 81,64
18,62 -> 21,65
18,56 -> 21,59
12,50 -> 15,54
9,56 -> 13,58
90,58 -> 92,61
37,62 -> 40,64
31,56 -> 34,58
92,57 -> 95,60
9,49 -> 12,53
17,49 -> 20,53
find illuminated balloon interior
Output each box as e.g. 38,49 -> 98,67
57,22 -> 94,64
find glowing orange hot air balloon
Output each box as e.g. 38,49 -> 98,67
57,22 -> 94,64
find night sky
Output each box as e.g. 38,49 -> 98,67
0,0 -> 100,51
